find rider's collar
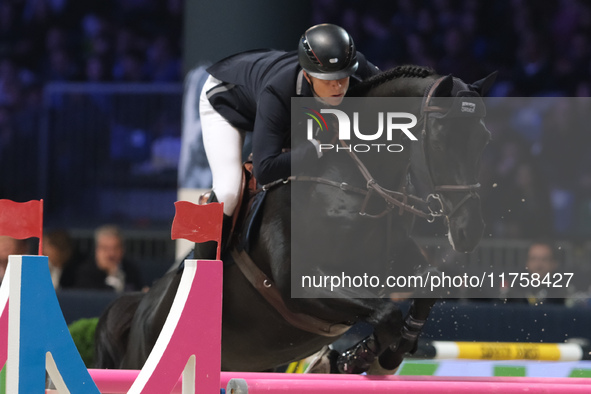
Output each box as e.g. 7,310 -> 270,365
296,69 -> 305,95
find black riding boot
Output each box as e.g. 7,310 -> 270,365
192,204 -> 233,260
192,240 -> 218,261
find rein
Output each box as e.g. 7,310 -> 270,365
419,76 -> 482,220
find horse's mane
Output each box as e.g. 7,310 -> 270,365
349,65 -> 436,96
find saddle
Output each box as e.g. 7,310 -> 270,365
231,162 -> 265,253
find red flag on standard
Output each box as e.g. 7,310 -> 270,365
0,199 -> 43,240
171,201 -> 224,260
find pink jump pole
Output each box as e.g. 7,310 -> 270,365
225,377 -> 591,394
88,370 -> 173,394
219,372 -> 591,385
86,369 -> 591,393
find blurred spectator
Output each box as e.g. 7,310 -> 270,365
141,110 -> 181,173
113,50 -> 146,82
482,135 -> 554,238
511,30 -> 555,96
43,229 -> 85,290
437,27 -> 484,82
145,34 -> 181,82
506,240 -> 569,305
0,58 -> 23,106
44,48 -> 80,81
0,235 -> 29,283
74,225 -> 143,292
539,100 -> 583,235
0,1 -> 183,86
575,147 -> 591,237
84,55 -> 111,82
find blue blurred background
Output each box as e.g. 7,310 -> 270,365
2,0 -> 591,291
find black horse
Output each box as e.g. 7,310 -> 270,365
95,66 -> 495,374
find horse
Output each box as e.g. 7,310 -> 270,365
95,65 -> 495,374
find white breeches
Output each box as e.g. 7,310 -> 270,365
199,75 -> 245,216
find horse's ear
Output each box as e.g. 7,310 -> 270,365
433,75 -> 454,96
470,71 -> 498,96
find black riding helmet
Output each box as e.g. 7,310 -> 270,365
298,24 -> 358,80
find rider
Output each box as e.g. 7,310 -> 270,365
196,23 -> 380,257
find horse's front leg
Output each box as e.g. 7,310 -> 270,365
336,297 -> 437,374
374,297 -> 436,372
374,237 -> 438,372
335,299 -> 403,374
337,237 -> 436,374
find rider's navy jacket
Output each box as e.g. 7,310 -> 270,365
205,49 -> 380,185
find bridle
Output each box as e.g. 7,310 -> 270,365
262,76 -> 483,223
419,76 -> 482,221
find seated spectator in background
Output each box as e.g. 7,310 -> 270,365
0,236 -> 29,283
506,240 -> 569,305
43,229 -> 85,290
74,225 -> 143,292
